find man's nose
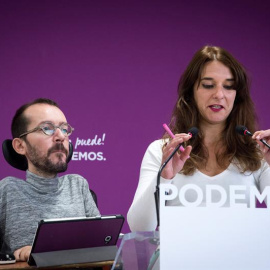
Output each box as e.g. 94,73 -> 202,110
53,127 -> 66,141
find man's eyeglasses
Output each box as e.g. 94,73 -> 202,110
19,122 -> 74,138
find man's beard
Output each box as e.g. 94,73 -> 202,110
25,140 -> 68,175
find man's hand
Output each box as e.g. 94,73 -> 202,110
13,246 -> 31,262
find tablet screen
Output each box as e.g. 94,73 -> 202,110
31,215 -> 124,253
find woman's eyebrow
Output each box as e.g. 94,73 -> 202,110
200,77 -> 235,81
200,77 -> 214,81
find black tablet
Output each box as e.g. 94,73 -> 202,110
28,215 -> 125,266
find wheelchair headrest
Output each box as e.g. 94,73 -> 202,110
2,139 -> 73,171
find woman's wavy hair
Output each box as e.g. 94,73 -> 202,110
164,45 -> 262,175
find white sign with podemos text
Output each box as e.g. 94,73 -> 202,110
160,183 -> 270,270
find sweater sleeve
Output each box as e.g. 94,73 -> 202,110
257,160 -> 270,197
0,185 -> 3,252
82,178 -> 100,217
127,140 -> 170,232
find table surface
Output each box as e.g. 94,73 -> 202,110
0,260 -> 114,270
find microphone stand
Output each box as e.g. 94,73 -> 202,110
154,144 -> 181,227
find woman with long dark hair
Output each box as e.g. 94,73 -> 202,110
127,45 -> 270,232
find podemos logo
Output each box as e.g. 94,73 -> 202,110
70,134 -> 106,161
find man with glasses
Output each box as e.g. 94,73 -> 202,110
0,98 -> 100,262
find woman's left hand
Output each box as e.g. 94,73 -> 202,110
253,129 -> 270,164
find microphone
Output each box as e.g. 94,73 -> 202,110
154,127 -> 199,227
236,125 -> 270,149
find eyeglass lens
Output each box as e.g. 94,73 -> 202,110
41,122 -> 72,136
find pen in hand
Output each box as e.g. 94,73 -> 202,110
162,123 -> 185,152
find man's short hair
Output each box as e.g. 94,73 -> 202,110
11,98 -> 59,138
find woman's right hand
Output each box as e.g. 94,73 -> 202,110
161,133 -> 192,180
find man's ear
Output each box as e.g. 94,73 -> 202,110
12,138 -> 27,155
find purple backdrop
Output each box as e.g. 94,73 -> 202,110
0,0 -> 270,233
